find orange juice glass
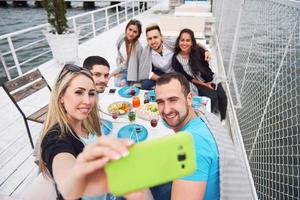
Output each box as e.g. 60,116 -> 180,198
132,96 -> 140,108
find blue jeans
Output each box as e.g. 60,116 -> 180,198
150,182 -> 172,200
141,79 -> 156,90
141,66 -> 166,90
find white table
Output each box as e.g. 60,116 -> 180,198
98,88 -> 174,141
98,88 -> 211,141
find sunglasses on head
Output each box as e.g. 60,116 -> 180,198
57,64 -> 91,82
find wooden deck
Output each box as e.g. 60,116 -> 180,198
0,5 -> 218,198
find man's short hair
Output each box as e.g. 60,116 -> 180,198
156,72 -> 191,96
83,56 -> 110,71
145,24 -> 162,35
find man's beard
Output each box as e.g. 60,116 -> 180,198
96,84 -> 106,93
153,42 -> 163,52
162,103 -> 189,129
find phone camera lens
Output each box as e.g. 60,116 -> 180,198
181,164 -> 185,169
177,153 -> 186,161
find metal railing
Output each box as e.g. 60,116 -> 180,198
213,0 -> 300,199
0,0 -> 155,82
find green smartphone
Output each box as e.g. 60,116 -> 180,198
104,131 -> 196,196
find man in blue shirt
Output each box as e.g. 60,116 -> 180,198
155,72 -> 220,200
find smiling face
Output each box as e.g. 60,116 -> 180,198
60,74 -> 97,125
126,24 -> 140,42
90,64 -> 109,93
155,79 -> 193,131
179,32 -> 193,54
146,29 -> 163,52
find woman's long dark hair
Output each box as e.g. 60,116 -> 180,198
174,28 -> 210,79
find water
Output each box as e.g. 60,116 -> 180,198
0,3 -> 110,84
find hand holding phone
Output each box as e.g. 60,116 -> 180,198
104,132 -> 196,196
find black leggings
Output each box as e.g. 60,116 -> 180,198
196,83 -> 228,120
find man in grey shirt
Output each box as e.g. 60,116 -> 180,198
139,24 -> 175,90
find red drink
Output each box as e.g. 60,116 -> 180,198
150,119 -> 158,128
130,89 -> 136,96
112,112 -> 118,119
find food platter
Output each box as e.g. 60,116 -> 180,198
107,101 -> 131,115
136,102 -> 160,121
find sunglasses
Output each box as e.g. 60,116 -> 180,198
57,64 -> 92,82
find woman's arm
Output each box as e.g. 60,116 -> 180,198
52,137 -> 133,199
172,56 -> 213,90
192,79 -> 214,90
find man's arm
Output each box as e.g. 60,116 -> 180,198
150,73 -> 160,81
171,180 -> 207,200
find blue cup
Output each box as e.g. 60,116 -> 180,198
192,96 -> 202,109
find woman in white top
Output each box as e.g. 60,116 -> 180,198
110,19 -> 143,85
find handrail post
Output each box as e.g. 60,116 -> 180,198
91,13 -> 96,37
7,37 -> 22,76
132,0 -> 135,17
0,50 -> 11,80
72,18 -> 77,33
116,4 -> 120,24
125,1 -> 128,21
105,9 -> 109,30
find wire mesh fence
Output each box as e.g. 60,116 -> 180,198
213,0 -> 300,199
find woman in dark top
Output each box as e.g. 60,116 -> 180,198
38,64 -> 142,200
171,28 -> 227,121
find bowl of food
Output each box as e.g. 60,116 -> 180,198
136,102 -> 160,121
107,101 -> 131,115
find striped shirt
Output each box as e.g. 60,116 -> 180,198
176,54 -> 204,95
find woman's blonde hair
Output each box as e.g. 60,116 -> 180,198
39,66 -> 101,177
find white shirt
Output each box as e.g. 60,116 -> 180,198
149,44 -> 174,79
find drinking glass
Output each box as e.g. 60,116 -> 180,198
128,111 -> 136,123
130,89 -> 136,96
150,115 -> 159,128
114,74 -> 122,87
111,111 -> 119,121
132,96 -> 140,108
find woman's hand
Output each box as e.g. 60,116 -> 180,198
53,137 -> 134,199
204,81 -> 214,90
74,137 -> 133,179
120,56 -> 126,64
204,50 -> 211,62
193,79 -> 214,90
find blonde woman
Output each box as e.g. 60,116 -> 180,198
39,64 -> 143,200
